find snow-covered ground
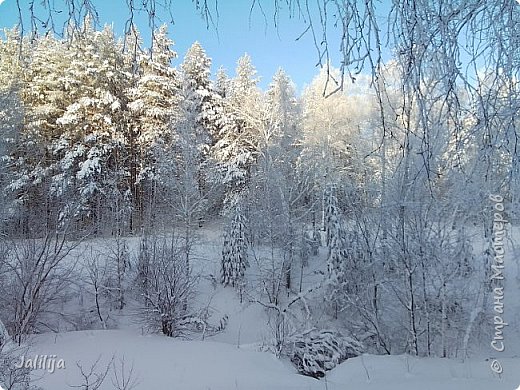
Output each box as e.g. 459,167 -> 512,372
28,329 -> 519,390
15,222 -> 520,389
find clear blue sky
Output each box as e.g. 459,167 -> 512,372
0,0 -> 391,91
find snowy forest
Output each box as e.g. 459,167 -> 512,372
0,1 -> 519,389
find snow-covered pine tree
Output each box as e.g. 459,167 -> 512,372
327,231 -> 348,286
53,21 -> 131,234
323,184 -> 349,316
3,30 -> 74,235
263,68 -> 302,184
215,66 -> 230,98
127,24 -> 178,231
221,206 -> 248,291
265,68 -> 300,153
179,41 -> 220,152
0,28 -> 27,235
211,54 -> 262,206
221,229 -> 232,286
158,41 -> 221,271
174,41 -> 224,218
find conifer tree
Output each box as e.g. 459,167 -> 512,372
324,185 -> 347,286
215,66 -> 230,98
265,68 -> 300,151
180,41 -> 221,149
212,54 -> 261,205
175,41 -> 224,206
221,206 -> 248,289
53,22 -> 131,233
5,31 -> 73,234
127,24 -> 178,230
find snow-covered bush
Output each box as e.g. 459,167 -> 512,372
288,329 -> 363,378
0,234 -> 76,344
0,348 -> 36,390
136,235 -> 195,337
0,322 -> 40,390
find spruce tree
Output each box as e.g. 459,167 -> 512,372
324,184 -> 348,293
221,206 -> 248,289
174,41 -> 224,218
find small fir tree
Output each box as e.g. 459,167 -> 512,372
221,206 -> 248,289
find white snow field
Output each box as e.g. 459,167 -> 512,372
26,329 -> 519,390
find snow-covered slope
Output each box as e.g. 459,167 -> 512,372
28,329 -> 519,390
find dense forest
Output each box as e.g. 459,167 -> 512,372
0,5 -> 518,386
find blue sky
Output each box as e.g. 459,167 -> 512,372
0,0 -> 352,90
